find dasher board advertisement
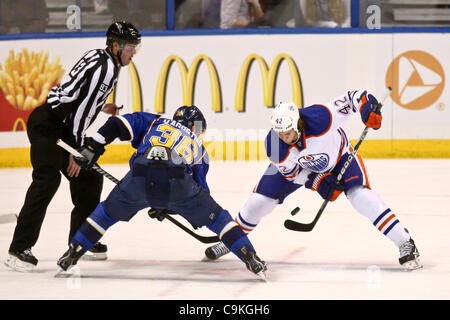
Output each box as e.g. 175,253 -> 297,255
0,32 -> 448,165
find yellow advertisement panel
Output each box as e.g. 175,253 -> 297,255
0,32 -> 449,168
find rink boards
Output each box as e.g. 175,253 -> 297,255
0,32 -> 449,167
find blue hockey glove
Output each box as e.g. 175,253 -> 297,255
358,91 -> 382,129
74,137 -> 105,169
305,172 -> 343,202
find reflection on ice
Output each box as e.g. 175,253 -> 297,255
1,160 -> 449,299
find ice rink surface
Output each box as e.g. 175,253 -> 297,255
0,159 -> 449,300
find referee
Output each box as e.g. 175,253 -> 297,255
5,21 -> 141,272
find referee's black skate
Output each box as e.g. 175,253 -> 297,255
56,243 -> 86,274
237,245 -> 267,281
204,242 -> 230,260
5,248 -> 38,272
399,237 -> 422,271
81,242 -> 108,261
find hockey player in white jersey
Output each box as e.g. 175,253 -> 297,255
204,90 -> 422,271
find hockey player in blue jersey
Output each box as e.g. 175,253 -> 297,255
56,106 -> 267,280
204,90 -> 422,271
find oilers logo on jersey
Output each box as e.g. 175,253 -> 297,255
298,153 -> 330,172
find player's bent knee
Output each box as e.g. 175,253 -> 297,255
346,184 -> 367,199
207,210 -> 234,235
34,167 -> 61,191
240,193 -> 278,222
71,203 -> 118,250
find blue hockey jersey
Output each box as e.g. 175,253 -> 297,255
99,112 -> 210,192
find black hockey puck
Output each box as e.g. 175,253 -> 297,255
291,207 -> 300,216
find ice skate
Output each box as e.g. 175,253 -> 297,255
4,248 -> 38,272
81,242 -> 108,261
237,245 -> 268,281
399,237 -> 422,271
56,243 -> 86,276
204,242 -> 230,261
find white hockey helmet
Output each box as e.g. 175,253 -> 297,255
270,101 -> 300,134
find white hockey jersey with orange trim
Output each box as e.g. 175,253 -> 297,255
265,90 -> 367,184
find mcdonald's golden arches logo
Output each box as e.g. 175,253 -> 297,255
13,118 -> 27,131
111,54 -> 304,115
235,53 -> 303,111
155,54 -> 222,114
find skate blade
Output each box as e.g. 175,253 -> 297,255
256,271 -> 268,282
402,259 -> 423,271
201,255 -> 217,262
81,252 -> 107,261
54,263 -> 78,278
54,268 -> 72,278
4,256 -> 35,273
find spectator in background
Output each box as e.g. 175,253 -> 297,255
0,0 -> 48,34
294,0 -> 349,28
220,0 -> 264,29
202,0 -> 221,28
262,0 -> 294,28
175,0 -> 203,29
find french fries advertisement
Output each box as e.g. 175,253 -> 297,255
0,48 -> 65,131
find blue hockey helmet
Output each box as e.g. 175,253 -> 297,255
173,105 -> 207,135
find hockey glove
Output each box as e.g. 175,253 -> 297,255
148,208 -> 174,222
358,91 -> 382,129
305,172 -> 343,202
74,137 -> 105,170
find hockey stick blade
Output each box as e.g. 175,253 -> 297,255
165,215 -> 219,244
284,199 -> 328,232
284,219 -> 314,232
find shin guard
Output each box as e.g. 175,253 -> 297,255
71,202 -> 118,251
207,210 -> 255,260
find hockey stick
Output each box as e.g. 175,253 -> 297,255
164,215 -> 219,243
284,87 -> 392,232
56,139 -> 220,244
56,140 -> 120,184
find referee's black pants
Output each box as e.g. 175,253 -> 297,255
9,104 -> 103,253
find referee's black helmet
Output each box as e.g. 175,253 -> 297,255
106,21 -> 141,47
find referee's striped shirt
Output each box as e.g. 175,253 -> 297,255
47,49 -> 119,145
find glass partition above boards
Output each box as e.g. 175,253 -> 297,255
0,0 -> 166,34
0,0 -> 449,35
372,0 -> 450,28
176,0 -> 351,29
175,0 -> 450,30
